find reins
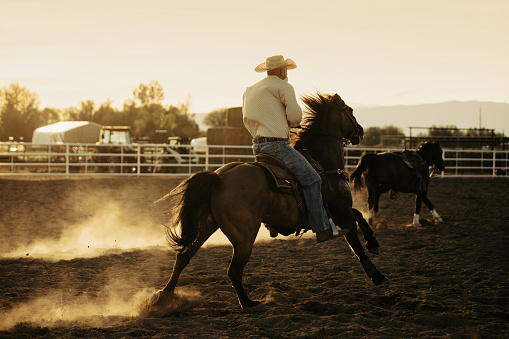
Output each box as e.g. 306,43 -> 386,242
298,127 -> 345,141
324,168 -> 350,180
296,134 -> 350,181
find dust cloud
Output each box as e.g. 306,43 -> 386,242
0,179 -> 349,262
0,268 -> 156,330
0,181 -> 263,330
0,180 -> 291,331
0,177 -> 283,259
2,199 -> 167,260
351,188 -> 370,219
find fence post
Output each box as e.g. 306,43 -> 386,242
65,144 -> 70,178
455,150 -> 458,176
47,144 -> 51,174
137,145 -> 141,177
84,145 -> 88,174
205,145 -> 209,170
493,150 -> 496,177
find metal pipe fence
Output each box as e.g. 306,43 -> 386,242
1,142 -> 508,178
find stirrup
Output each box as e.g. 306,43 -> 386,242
329,218 -> 350,236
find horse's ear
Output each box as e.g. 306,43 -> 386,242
332,93 -> 345,105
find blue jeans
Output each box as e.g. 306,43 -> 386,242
253,141 -> 330,233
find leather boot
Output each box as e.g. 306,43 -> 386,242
316,229 -> 333,243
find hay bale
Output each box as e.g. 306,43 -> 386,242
226,107 -> 244,128
206,128 -> 226,146
225,127 -> 252,146
206,127 -> 253,164
207,127 -> 252,146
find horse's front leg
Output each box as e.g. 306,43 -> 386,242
335,207 -> 387,286
352,208 -> 379,254
414,192 -> 442,226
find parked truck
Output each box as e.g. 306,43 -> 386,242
91,126 -> 141,173
91,126 -> 198,173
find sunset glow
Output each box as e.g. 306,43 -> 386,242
1,0 -> 507,127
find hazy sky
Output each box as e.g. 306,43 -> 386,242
1,0 -> 508,118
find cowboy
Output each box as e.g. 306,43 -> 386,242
242,55 -> 340,243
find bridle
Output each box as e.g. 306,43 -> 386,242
417,142 -> 445,177
328,101 -> 361,143
341,110 -> 362,144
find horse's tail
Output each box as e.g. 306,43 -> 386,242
160,170 -> 221,253
350,152 -> 377,191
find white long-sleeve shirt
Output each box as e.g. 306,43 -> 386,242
242,75 -> 302,139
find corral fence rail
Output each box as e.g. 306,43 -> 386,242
0,142 -> 508,178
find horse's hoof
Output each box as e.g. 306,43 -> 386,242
140,290 -> 174,318
142,290 -> 201,318
241,300 -> 261,308
150,290 -> 170,306
372,272 -> 389,286
366,239 -> 380,254
368,248 -> 380,255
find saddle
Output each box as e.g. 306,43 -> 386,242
395,150 -> 427,192
252,151 -> 339,237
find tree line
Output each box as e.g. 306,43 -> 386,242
0,81 -> 203,143
3,81 -> 483,147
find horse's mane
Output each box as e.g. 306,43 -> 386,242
293,93 -> 331,149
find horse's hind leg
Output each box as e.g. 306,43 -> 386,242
366,184 -> 377,224
157,218 -> 219,300
220,217 -> 261,308
228,241 -> 260,308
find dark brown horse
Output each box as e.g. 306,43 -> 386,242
149,93 -> 387,312
350,140 -> 445,226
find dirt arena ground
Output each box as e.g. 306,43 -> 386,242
0,176 -> 507,338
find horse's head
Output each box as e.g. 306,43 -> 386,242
329,93 -> 364,145
295,92 -> 363,151
418,140 -> 445,175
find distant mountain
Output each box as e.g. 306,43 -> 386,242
352,101 -> 509,136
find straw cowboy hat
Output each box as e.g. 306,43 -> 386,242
255,55 -> 297,73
